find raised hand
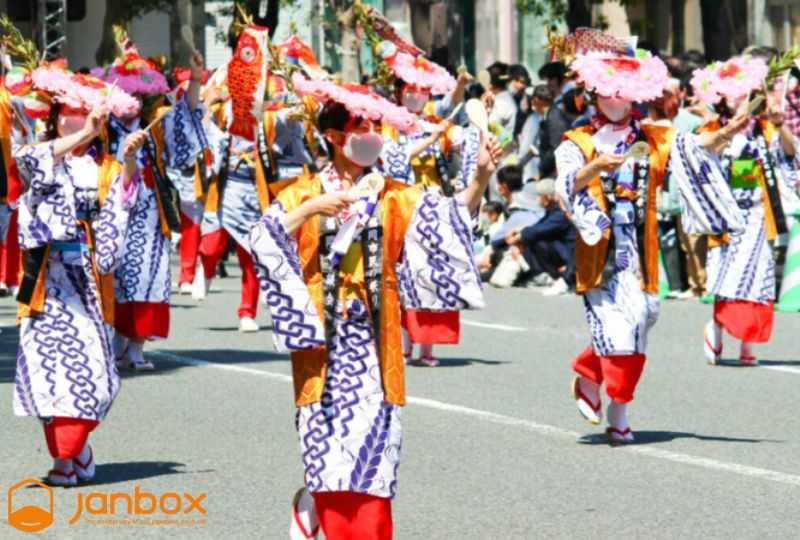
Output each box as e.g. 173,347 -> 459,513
477,133 -> 502,177
190,50 -> 204,80
122,130 -> 148,162
82,104 -> 108,141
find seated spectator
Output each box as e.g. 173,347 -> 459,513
505,179 -> 576,296
495,164 -> 524,212
485,166 -> 542,287
475,201 -> 506,277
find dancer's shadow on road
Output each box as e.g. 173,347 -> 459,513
23,461 -> 208,487
203,325 -> 274,332
408,357 -> 508,368
88,461 -> 208,487
578,431 -> 778,446
118,348 -> 289,378
712,358 -> 800,367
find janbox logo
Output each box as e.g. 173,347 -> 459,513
7,480 -> 207,531
68,486 -> 207,524
7,479 -> 55,533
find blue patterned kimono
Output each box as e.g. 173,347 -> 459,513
13,143 -> 139,421
202,104 -> 314,251
248,168 -> 484,499
108,95 -> 204,330
708,129 -> 798,303
555,122 -> 743,355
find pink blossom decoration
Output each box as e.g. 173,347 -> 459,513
291,73 -> 420,133
32,66 -> 140,117
385,50 -> 456,96
571,50 -> 670,102
90,65 -> 169,97
689,56 -> 768,106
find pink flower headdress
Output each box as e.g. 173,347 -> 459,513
31,64 -> 140,117
380,41 -> 456,96
291,72 -> 419,133
690,56 -> 768,106
547,27 -> 669,102
571,49 -> 670,102
90,25 -> 169,96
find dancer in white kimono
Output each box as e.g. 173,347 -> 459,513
248,76 -> 500,538
373,37 -> 481,367
550,30 -> 746,444
9,60 -> 147,486
93,31 -> 205,369
690,55 -> 799,365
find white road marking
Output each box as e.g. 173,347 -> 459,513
461,319 -> 527,332
152,350 -> 800,488
760,365 -> 800,376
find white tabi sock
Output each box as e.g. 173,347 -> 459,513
128,341 -> 145,365
607,400 -> 630,431
112,333 -> 129,359
710,320 -> 722,347
54,458 -> 73,473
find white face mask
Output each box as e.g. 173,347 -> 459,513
597,96 -> 632,122
343,132 -> 384,168
57,113 -> 87,138
401,90 -> 429,113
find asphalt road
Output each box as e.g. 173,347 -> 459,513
1,262 -> 799,539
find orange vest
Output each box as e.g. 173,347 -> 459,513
564,123 -> 673,294
0,86 -> 12,205
18,156 -> 121,324
274,174 -> 422,407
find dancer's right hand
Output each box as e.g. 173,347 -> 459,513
311,192 -> 357,217
592,153 -> 626,174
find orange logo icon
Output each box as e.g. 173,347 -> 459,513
7,479 -> 55,533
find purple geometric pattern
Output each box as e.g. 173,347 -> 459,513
249,205 -> 325,351
29,282 -> 100,418
456,126 -> 481,192
413,192 -> 467,308
299,307 -> 402,498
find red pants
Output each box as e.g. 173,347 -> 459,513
43,417 -> 98,459
200,229 -> 259,319
572,346 -> 646,404
0,210 -> 19,288
401,310 -> 460,345
115,302 -> 170,339
714,299 -> 774,343
178,211 -> 202,285
312,492 -> 392,540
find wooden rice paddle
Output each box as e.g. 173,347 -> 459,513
465,98 -> 489,133
349,172 -> 385,198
